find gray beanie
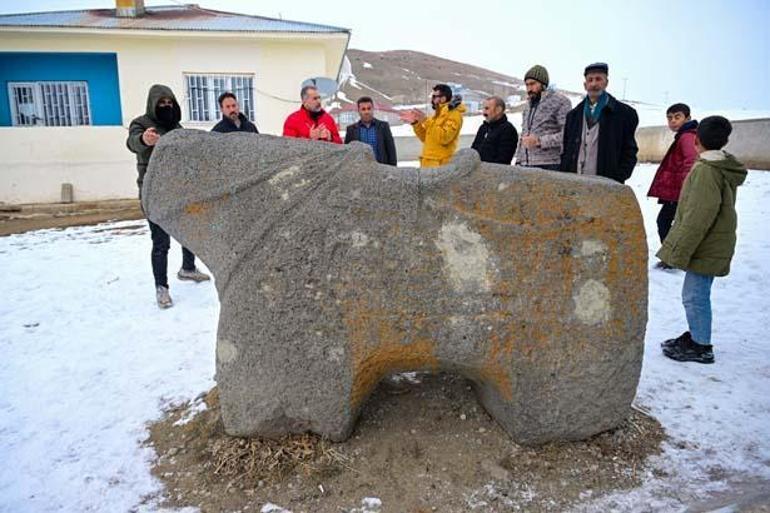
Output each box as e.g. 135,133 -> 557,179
524,65 -> 549,87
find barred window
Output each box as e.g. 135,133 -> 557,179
184,74 -> 255,122
8,81 -> 91,127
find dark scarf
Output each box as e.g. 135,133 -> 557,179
677,119 -> 699,136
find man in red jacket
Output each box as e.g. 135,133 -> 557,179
283,85 -> 342,144
648,103 -> 698,269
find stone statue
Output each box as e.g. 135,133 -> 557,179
143,130 -> 647,445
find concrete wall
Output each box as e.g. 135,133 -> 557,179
0,29 -> 347,204
637,118 -> 770,170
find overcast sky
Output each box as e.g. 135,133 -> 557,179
4,0 -> 769,110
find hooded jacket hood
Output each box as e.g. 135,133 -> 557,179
448,94 -> 465,111
145,84 -> 181,125
700,150 -> 747,187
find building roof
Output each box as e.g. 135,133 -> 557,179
0,4 -> 350,34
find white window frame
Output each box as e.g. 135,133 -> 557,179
183,73 -> 256,124
7,81 -> 91,127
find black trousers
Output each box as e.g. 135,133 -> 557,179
148,220 -> 195,288
656,201 -> 678,243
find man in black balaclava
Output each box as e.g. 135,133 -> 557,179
127,84 -> 210,309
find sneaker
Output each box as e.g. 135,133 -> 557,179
662,336 -> 715,364
654,260 -> 673,270
156,285 -> 173,309
177,267 -> 211,282
661,331 -> 691,349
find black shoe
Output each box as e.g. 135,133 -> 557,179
661,331 -> 691,349
662,336 -> 715,364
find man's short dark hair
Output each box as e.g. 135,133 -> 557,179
357,96 -> 373,107
666,103 -> 691,118
301,85 -> 318,100
432,84 -> 453,102
218,91 -> 237,106
697,116 -> 732,150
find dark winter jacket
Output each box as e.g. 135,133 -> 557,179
657,151 -> 747,276
344,118 -> 398,165
471,114 -> 518,165
560,93 -> 639,183
647,120 -> 698,202
211,112 -> 259,134
126,84 -> 183,195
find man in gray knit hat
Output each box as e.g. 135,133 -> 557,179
515,65 -> 572,170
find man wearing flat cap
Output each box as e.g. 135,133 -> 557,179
560,63 -> 639,183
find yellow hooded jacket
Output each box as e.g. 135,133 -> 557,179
412,102 -> 466,167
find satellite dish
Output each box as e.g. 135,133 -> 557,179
301,77 -> 338,100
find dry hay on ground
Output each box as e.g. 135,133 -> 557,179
146,374 -> 666,513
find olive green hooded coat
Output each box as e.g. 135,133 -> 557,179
657,150 -> 747,276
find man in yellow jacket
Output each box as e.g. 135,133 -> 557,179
400,84 -> 466,168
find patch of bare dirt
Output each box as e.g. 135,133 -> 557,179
146,373 -> 665,512
0,206 -> 143,236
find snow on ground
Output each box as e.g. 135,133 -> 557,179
0,222 -> 218,513
0,166 -> 768,512
573,165 -> 770,512
362,62 -> 373,69
491,80 -> 521,89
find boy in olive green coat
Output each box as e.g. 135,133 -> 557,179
658,116 -> 747,364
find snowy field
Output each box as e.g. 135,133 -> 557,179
1,164 -> 768,512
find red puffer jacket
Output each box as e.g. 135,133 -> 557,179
282,106 -> 342,144
648,121 -> 698,202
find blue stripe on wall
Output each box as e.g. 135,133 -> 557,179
0,52 -> 122,126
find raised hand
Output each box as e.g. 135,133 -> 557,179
142,127 -> 160,146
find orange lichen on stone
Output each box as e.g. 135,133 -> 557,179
342,298 -> 439,409
184,193 -> 231,216
184,202 -> 209,215
478,328 -> 515,401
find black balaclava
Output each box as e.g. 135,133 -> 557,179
155,103 -> 176,128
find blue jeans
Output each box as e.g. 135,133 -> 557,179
682,271 -> 715,345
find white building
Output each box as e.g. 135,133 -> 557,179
0,1 -> 350,204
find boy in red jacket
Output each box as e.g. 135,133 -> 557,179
648,103 -> 698,269
283,85 -> 342,144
